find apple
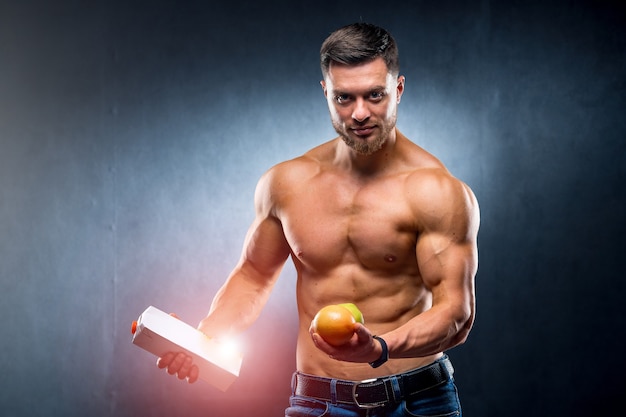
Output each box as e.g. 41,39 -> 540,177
339,302 -> 364,324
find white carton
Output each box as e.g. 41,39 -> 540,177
131,306 -> 242,391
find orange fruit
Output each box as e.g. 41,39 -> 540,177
311,304 -> 357,346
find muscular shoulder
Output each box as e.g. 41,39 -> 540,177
406,167 -> 480,240
254,141 -> 332,215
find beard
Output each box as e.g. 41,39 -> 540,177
332,115 -> 397,156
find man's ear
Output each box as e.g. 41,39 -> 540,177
396,75 -> 405,103
320,80 -> 327,98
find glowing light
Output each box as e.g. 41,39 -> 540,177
216,337 -> 242,359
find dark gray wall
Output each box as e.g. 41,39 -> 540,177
1,1 -> 624,416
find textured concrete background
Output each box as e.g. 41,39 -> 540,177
1,1 -> 624,416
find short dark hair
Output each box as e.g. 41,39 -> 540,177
320,23 -> 399,77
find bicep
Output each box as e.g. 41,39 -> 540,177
235,168 -> 292,284
416,234 -> 477,304
239,214 -> 291,281
414,180 -> 479,309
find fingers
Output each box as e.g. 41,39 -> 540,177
354,323 -> 371,342
310,332 -> 329,351
155,315 -> 199,384
310,323 -> 379,363
156,352 -> 175,369
156,352 -> 198,383
187,365 -> 199,384
176,356 -> 193,380
166,353 -> 186,375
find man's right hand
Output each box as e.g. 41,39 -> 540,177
156,352 -> 200,384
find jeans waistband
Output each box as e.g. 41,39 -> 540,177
293,355 -> 454,409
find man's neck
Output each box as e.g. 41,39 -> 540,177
335,129 -> 400,177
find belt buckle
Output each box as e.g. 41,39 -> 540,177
351,378 -> 387,409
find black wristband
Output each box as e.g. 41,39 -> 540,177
368,336 -> 389,368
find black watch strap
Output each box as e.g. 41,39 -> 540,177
369,335 -> 389,368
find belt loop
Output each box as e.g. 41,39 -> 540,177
329,379 -> 338,405
389,375 -> 402,403
439,355 -> 454,380
291,372 -> 298,395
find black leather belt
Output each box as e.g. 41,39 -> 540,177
294,356 -> 454,409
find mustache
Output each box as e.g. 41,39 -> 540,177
350,123 -> 375,129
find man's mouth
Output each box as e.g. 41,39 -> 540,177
351,126 -> 375,136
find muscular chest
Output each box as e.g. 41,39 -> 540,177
279,172 -> 418,273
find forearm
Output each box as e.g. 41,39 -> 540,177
383,303 -> 474,359
197,264 -> 281,338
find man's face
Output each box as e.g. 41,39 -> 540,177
321,57 -> 405,155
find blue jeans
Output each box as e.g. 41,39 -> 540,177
285,358 -> 462,417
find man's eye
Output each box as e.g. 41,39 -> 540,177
335,94 -> 351,104
370,91 -> 385,100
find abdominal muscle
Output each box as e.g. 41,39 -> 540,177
294,265 -> 441,381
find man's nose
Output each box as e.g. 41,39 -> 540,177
352,99 -> 370,122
